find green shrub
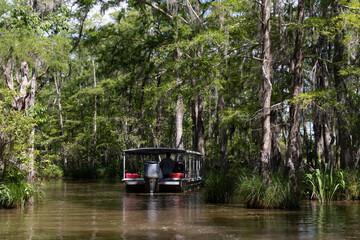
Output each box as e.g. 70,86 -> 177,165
202,170 -> 233,203
305,163 -> 345,202
40,164 -> 63,179
342,171 -> 360,200
0,181 -> 43,208
234,171 -> 299,209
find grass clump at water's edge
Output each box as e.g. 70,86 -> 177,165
0,181 -> 44,208
233,171 -> 299,209
202,170 -> 234,204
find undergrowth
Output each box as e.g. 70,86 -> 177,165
202,170 -> 233,204
0,181 -> 44,208
305,163 -> 345,202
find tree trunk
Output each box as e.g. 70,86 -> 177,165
2,58 -> 44,182
219,0 -> 228,172
286,0 -> 304,194
175,95 -> 184,149
197,95 -> 205,156
54,75 -> 67,168
219,95 -> 228,173
92,59 -> 97,168
260,0 -> 272,182
271,111 -> 282,170
332,23 -> 353,168
192,93 -> 199,152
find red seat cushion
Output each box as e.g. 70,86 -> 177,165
169,173 -> 184,178
126,173 -> 140,178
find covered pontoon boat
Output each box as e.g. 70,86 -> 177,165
122,148 -> 202,193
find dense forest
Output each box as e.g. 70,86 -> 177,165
1,0 -> 360,208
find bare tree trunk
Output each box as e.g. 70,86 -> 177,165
197,95 -> 205,156
218,0 -> 228,172
219,95 -> 228,173
92,59 -> 97,168
314,105 -> 324,166
192,92 -> 199,152
27,128 -> 35,183
323,110 -> 334,167
271,111 -> 282,170
54,75 -> 67,168
191,77 -> 205,156
286,0 -> 304,194
175,95 -> 184,149
302,111 -> 314,168
260,0 -> 272,182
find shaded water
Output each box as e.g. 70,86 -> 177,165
1,180 -> 359,239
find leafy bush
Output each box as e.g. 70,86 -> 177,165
0,181 -> 43,208
202,170 -> 233,203
234,171 -> 299,209
305,163 -> 345,202
342,170 -> 360,200
39,164 -> 63,179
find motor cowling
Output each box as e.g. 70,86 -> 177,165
144,161 -> 160,178
144,161 -> 160,194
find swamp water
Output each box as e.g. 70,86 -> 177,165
0,180 -> 359,239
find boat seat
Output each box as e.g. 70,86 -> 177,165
126,173 -> 140,178
169,173 -> 184,178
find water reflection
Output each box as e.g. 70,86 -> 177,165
0,180 -> 359,239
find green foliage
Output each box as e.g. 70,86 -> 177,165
234,171 -> 299,209
39,164 -> 63,179
0,181 -> 43,208
342,170 -> 360,200
202,170 -> 233,204
305,163 -> 345,203
0,89 -> 35,181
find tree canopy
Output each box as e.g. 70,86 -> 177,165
1,0 -> 360,189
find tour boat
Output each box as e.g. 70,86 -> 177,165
122,148 -> 202,194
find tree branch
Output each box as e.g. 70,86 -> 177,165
134,0 -> 189,25
36,76 -> 49,96
135,0 -> 173,19
240,55 -> 263,62
70,8 -> 90,53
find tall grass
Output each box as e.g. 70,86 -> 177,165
233,171 -> 299,209
305,163 -> 345,202
202,170 -> 233,203
0,181 -> 43,208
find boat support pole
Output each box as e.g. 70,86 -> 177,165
123,152 -> 126,179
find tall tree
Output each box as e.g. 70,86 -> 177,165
332,0 -> 354,169
260,0 -> 272,181
0,2 -> 70,180
286,0 -> 305,195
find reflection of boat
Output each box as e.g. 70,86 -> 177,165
122,148 -> 202,194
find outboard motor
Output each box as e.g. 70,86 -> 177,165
144,161 -> 160,194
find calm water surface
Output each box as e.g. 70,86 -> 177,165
1,180 -> 359,239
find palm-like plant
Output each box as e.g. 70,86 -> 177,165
305,162 -> 345,203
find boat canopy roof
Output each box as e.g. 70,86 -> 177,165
123,147 -> 202,156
